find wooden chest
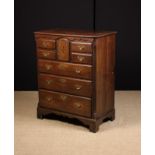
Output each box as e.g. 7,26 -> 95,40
34,29 -> 116,132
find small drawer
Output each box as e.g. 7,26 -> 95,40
38,60 -> 92,80
37,49 -> 56,60
71,42 -> 93,53
71,53 -> 92,64
38,74 -> 92,97
39,90 -> 91,117
36,38 -> 56,49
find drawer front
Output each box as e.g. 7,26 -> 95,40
39,90 -> 91,117
39,74 -> 92,97
38,60 -> 92,80
37,49 -> 56,60
36,38 -> 56,49
71,42 -> 93,53
71,53 -> 92,64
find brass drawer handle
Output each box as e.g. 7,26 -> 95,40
78,45 -> 85,51
46,97 -> 53,102
43,52 -> 50,57
77,55 -> 85,62
58,64 -> 66,70
75,69 -> 81,74
59,79 -> 66,83
60,95 -> 67,101
42,41 -> 49,47
46,79 -> 53,85
45,64 -> 52,70
74,102 -> 81,108
75,84 -> 82,90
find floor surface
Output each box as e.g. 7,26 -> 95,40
15,91 -> 141,155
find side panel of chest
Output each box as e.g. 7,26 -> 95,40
95,35 -> 116,118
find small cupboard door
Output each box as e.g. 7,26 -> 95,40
57,38 -> 69,61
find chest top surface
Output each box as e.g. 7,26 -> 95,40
34,29 -> 117,38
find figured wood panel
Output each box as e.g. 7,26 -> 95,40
57,38 -> 69,61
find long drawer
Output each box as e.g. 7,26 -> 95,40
38,59 -> 92,80
38,74 -> 92,97
39,90 -> 91,117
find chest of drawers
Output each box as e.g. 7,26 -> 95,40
34,29 -> 116,132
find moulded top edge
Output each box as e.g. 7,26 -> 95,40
34,29 -> 117,38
